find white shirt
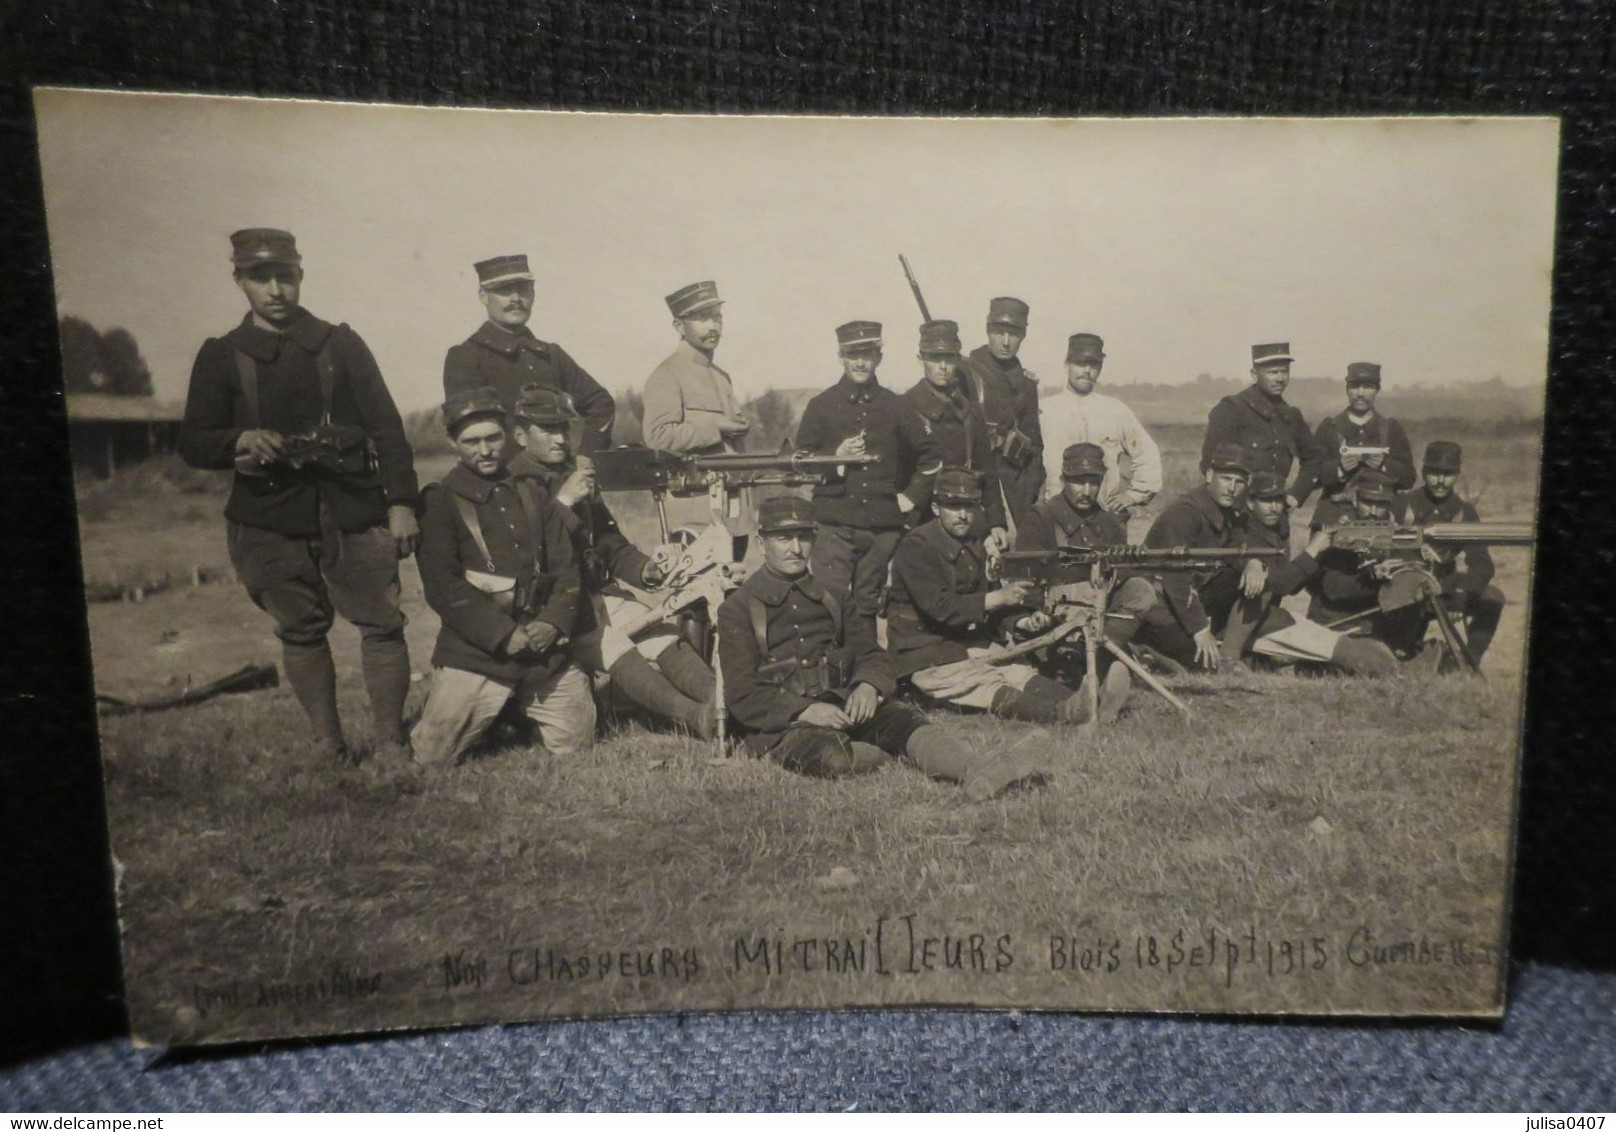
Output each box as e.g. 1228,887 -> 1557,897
1040,388 -> 1163,508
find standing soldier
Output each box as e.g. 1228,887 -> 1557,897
1395,441 -> 1507,666
412,387 -> 595,764
888,468 -> 1094,725
898,320 -> 1010,552
643,280 -> 752,533
442,254 -> 616,454
794,320 -> 923,618
1311,361 -> 1416,530
506,385 -> 717,737
179,229 -> 420,767
962,297 -> 1045,524
718,496 -> 1047,798
1201,342 -> 1327,511
1131,441 -> 1253,671
1039,333 -> 1162,515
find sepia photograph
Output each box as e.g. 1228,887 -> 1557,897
33,90 -> 1556,1046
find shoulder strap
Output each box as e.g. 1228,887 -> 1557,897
819,590 -> 844,646
314,335 -> 339,425
749,596 -> 771,658
451,493 -> 497,573
513,479 -> 547,570
232,351 -> 260,428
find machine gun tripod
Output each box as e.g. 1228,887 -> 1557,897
989,544 -> 1287,724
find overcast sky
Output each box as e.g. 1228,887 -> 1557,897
35,91 -> 1558,414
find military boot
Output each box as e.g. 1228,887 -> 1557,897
608,651 -> 716,738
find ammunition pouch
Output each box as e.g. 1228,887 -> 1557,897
464,569 -> 557,617
757,648 -> 856,700
994,423 -> 1040,470
278,423 -> 377,479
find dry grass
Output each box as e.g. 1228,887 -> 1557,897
79,419 -> 1540,1045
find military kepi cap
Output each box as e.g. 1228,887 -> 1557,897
836,320 -> 883,351
1248,471 -> 1288,501
987,297 -> 1030,330
1060,442 -> 1107,481
475,254 -> 535,288
1252,342 -> 1295,366
1346,361 -> 1382,388
933,466 -> 984,504
757,496 -> 816,535
443,386 -> 507,436
1422,440 -> 1463,473
513,383 -> 578,426
918,319 -> 963,357
1206,441 -> 1254,478
1355,469 -> 1397,503
231,228 -> 301,269
1066,333 -> 1105,365
666,281 -> 723,318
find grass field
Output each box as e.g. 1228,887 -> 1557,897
79,417 -> 1541,1045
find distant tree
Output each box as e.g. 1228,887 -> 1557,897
98,327 -> 154,396
744,388 -> 799,452
613,388 -> 645,446
57,316 -> 154,396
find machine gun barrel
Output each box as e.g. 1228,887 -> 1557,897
1423,522 -> 1535,546
590,444 -> 879,495
686,451 -> 879,475
1326,520 -> 1535,556
994,545 -> 1285,581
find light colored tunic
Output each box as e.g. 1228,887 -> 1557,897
1039,389 -> 1163,509
642,339 -> 746,533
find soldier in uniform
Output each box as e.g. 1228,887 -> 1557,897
961,297 -> 1045,524
179,228 -> 420,767
794,320 -> 926,618
1012,443 -> 1156,716
717,497 -> 1047,799
888,468 -> 1096,725
1305,468 -> 1430,658
1039,333 -> 1162,515
1130,441 -> 1253,671
1395,441 -> 1506,666
1201,342 -> 1327,511
643,281 -> 752,533
1221,472 -> 1398,675
506,385 -> 717,736
441,254 -> 616,454
1310,361 -> 1416,530
412,387 -> 595,764
898,320 -> 1010,552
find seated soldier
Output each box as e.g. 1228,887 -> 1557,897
1306,468 -> 1430,660
506,384 -> 717,737
716,497 -> 1048,799
1395,440 -> 1506,667
887,467 -> 1095,724
1013,442 -> 1155,719
1130,441 -> 1252,671
1222,471 -> 1398,675
412,387 -> 594,765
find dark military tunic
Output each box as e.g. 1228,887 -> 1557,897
1016,491 -> 1129,553
962,345 -> 1044,521
418,463 -> 583,686
508,451 -> 652,589
1239,515 -> 1321,598
1314,409 -> 1416,502
897,379 -> 1007,530
442,322 -> 616,454
1396,488 -> 1497,597
717,566 -> 896,745
181,311 -> 419,536
1140,485 -> 1244,638
886,519 -> 1005,677
794,374 -> 920,529
1200,385 -> 1327,506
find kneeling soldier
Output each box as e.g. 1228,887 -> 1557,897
1306,468 -> 1430,658
413,387 -> 595,764
507,384 -> 717,737
717,497 -> 1046,799
889,468 -> 1095,724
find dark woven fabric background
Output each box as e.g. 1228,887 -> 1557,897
1,0 -> 1612,1110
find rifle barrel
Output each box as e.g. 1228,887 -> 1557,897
687,451 -> 880,472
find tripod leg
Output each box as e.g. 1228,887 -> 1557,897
1426,592 -> 1480,675
1104,641 -> 1192,715
1084,620 -> 1101,729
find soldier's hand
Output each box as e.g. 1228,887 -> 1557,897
1193,626 -> 1220,670
235,428 -> 284,466
1240,559 -> 1268,599
1304,528 -> 1334,557
835,432 -> 867,458
556,459 -> 596,507
1107,500 -> 1133,518
1015,611 -> 1053,636
388,504 -> 421,559
985,526 -> 1011,557
524,621 -> 563,655
844,683 -> 880,725
797,701 -> 852,730
896,493 -> 917,514
1420,543 -> 1443,566
1363,451 -> 1385,469
1285,494 -> 1301,512
719,414 -> 752,438
639,557 -> 669,588
503,625 -> 535,657
988,579 -> 1038,611
1339,450 -> 1362,473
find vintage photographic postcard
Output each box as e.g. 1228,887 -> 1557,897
34,89 -> 1556,1045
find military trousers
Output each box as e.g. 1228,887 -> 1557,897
760,700 -> 928,778
227,519 -> 405,647
809,523 -> 902,620
908,651 -> 1040,711
412,663 -> 596,765
570,588 -> 682,675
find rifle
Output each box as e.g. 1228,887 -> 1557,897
988,544 -> 1288,722
1323,519 -> 1534,673
591,444 -> 880,539
898,254 -> 932,321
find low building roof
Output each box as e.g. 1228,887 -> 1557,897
66,394 -> 185,423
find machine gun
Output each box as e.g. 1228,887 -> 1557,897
1323,519 -> 1534,673
987,544 -> 1288,723
276,423 -> 375,476
591,444 -> 880,540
